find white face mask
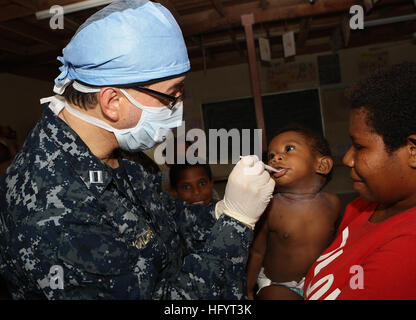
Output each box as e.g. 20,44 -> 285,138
117,89 -> 183,151
48,89 -> 183,152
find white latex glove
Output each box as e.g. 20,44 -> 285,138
215,155 -> 275,229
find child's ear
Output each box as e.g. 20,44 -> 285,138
316,156 -> 333,175
407,135 -> 416,168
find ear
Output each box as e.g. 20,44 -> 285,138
98,87 -> 122,122
316,156 -> 334,175
407,135 -> 416,169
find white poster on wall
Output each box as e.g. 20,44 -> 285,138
282,31 -> 296,57
259,37 -> 271,62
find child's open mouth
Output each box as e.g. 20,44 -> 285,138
271,167 -> 288,179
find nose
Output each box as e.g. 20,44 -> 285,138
270,153 -> 283,164
193,185 -> 201,195
342,145 -> 354,168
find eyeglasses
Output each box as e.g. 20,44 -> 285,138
133,86 -> 183,110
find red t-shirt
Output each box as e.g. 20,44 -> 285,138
304,197 -> 416,300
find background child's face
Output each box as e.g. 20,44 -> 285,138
343,108 -> 409,204
268,131 -> 318,189
174,167 -> 213,204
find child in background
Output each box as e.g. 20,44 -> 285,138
304,62 -> 416,300
169,163 -> 214,205
246,125 -> 342,299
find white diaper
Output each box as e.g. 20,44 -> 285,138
256,267 -> 305,297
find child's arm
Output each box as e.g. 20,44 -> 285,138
246,208 -> 269,300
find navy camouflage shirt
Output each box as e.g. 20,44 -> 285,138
0,105 -> 253,299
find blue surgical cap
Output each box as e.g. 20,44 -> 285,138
54,0 -> 190,93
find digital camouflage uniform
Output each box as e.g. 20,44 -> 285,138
0,105 -> 253,299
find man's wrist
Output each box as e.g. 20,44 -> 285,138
214,202 -> 255,230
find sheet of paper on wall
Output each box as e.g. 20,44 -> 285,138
259,37 -> 271,62
282,31 -> 296,58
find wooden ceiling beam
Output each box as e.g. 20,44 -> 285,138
35,0 -> 92,11
181,0 -> 408,36
0,0 -> 111,22
0,3 -> 33,22
0,20 -> 65,48
189,18 -> 416,69
209,0 -> 226,17
200,35 -> 207,75
260,0 -> 270,10
9,0 -> 40,10
241,13 -> 267,151
0,0 -> 89,22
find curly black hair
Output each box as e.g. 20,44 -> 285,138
345,62 -> 416,154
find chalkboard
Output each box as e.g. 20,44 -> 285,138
317,54 -> 341,85
202,97 -> 257,132
202,89 -> 323,159
201,97 -> 258,161
262,89 -> 323,143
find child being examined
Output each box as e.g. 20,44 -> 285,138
246,125 -> 342,299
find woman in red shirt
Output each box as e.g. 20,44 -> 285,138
304,62 -> 416,300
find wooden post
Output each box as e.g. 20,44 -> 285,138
241,13 -> 267,154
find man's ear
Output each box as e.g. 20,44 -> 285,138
407,135 -> 416,168
316,156 -> 334,175
99,87 -> 122,122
